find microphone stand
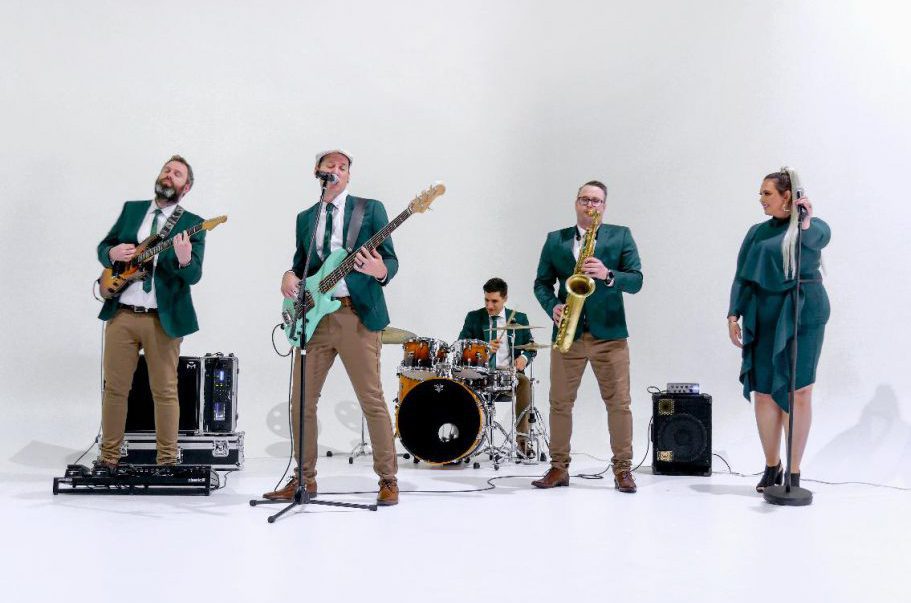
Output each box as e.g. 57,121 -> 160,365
764,205 -> 813,506
251,179 -> 378,521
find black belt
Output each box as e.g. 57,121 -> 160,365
118,303 -> 158,314
799,278 -> 822,284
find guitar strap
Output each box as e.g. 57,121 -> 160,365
345,197 -> 367,252
157,205 -> 185,240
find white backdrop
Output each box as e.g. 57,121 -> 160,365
1,0 -> 909,483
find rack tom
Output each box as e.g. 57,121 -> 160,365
400,337 -> 450,380
451,338 -> 491,381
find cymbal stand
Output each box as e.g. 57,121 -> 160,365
515,360 -> 548,463
471,330 -> 518,470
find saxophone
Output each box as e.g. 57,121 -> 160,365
553,209 -> 602,353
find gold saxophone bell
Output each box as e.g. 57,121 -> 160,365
553,209 -> 601,353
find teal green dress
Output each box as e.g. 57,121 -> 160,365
728,217 -> 831,411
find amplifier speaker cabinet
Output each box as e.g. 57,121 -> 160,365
120,432 -> 245,471
651,392 -> 712,476
125,353 -> 238,434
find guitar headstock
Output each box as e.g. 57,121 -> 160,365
202,215 -> 228,231
408,182 -> 446,214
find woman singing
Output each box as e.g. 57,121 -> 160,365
727,169 -> 830,492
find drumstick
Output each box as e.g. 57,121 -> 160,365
496,309 -> 518,343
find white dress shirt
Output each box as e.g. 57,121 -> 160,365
119,201 -> 180,308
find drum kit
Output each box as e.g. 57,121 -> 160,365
390,324 -> 551,470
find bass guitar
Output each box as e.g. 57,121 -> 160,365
281,183 -> 445,346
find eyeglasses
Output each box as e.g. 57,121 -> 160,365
576,196 -> 604,207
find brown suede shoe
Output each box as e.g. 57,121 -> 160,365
262,476 -> 317,501
377,479 -> 399,506
613,467 -> 637,493
532,467 -> 570,489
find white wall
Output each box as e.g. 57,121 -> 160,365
1,0 -> 909,482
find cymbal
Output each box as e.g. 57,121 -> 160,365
513,342 -> 551,351
380,326 -> 417,345
490,324 -> 545,330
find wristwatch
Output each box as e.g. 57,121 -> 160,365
603,269 -> 615,287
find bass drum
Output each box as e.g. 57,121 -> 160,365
396,378 -> 485,465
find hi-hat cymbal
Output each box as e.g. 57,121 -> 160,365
490,324 -> 545,330
513,342 -> 551,351
381,326 -> 417,345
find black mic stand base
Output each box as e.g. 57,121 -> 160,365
763,484 -> 813,507
250,487 -> 378,523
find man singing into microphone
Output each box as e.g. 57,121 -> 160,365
263,149 -> 401,506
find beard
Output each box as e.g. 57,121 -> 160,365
154,180 -> 180,203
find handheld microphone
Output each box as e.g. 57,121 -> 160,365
315,171 -> 339,185
795,187 -> 808,220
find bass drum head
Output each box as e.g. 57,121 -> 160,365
396,378 -> 484,465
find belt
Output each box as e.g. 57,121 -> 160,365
118,303 -> 158,313
335,296 -> 354,308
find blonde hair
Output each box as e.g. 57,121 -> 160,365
764,168 -> 801,279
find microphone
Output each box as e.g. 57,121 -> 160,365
795,187 -> 808,220
316,171 -> 339,185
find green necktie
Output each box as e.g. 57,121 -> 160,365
322,203 -> 334,258
143,209 -> 163,293
489,315 -> 499,370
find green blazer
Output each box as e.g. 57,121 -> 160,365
457,307 -> 537,363
534,224 -> 642,342
97,200 -> 206,338
291,195 -> 398,332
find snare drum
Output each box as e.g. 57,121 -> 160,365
491,369 -> 517,392
451,339 -> 491,380
396,377 -> 486,464
400,337 -> 450,379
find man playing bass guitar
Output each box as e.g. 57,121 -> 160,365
263,149 -> 401,506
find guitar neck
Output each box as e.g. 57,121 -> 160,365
317,206 -> 413,295
136,222 -> 204,263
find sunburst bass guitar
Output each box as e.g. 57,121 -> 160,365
281,183 -> 445,347
97,215 -> 228,299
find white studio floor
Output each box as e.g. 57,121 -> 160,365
0,453 -> 906,603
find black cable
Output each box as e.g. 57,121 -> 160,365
74,317 -> 106,466
271,353 -> 297,492
271,323 -> 292,357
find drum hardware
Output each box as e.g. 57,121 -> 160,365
389,329 -> 549,469
513,361 -> 549,464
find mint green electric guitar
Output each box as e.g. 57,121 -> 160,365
281,182 -> 446,346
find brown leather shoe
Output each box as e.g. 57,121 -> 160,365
377,479 -> 399,506
262,476 -> 317,501
532,467 -> 570,489
613,466 -> 637,493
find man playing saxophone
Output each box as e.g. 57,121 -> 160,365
531,180 -> 643,493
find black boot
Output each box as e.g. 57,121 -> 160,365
789,472 -> 800,488
756,462 -> 783,492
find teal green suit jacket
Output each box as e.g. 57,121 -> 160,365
97,200 -> 206,338
534,224 -> 642,342
457,307 -> 537,364
291,195 -> 398,332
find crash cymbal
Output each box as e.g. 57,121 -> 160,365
490,324 -> 545,330
513,342 -> 551,351
380,326 -> 417,345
